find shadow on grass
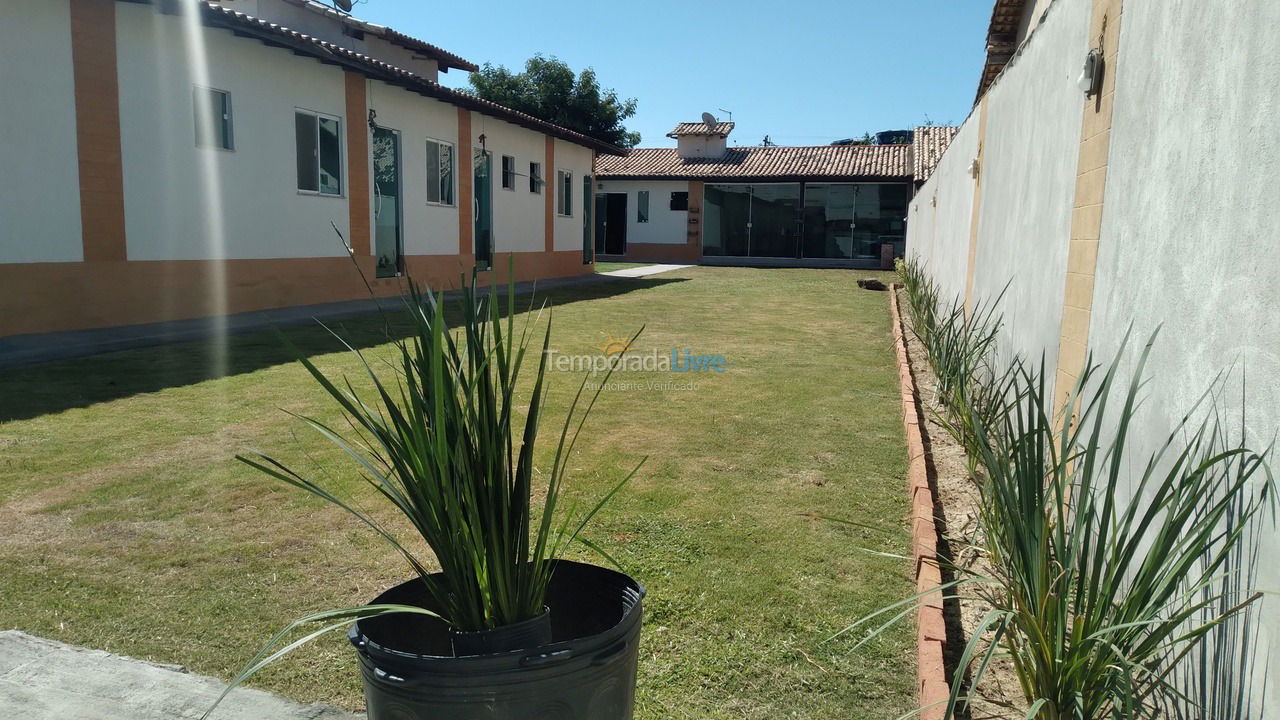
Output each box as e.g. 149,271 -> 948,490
0,276 -> 684,423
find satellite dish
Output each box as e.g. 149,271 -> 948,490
701,112 -> 717,131
333,0 -> 354,11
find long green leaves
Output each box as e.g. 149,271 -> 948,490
883,257 -> 1275,719
206,266 -> 643,718
239,267 -> 643,631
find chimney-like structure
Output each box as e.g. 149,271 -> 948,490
669,121 -> 734,159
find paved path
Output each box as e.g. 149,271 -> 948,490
0,631 -> 362,720
0,272 -> 617,370
598,264 -> 692,278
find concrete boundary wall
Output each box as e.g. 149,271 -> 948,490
907,0 -> 1280,711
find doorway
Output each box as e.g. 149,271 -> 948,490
593,192 -> 627,255
473,149 -> 493,269
371,126 -> 402,278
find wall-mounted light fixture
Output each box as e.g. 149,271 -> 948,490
968,158 -> 980,179
1078,48 -> 1105,98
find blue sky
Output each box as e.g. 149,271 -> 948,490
352,0 -> 990,148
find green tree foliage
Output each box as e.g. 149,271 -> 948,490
468,55 -> 640,148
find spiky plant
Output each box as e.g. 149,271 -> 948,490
952,336 -> 1274,720
204,269 -> 642,718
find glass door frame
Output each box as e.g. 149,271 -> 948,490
473,148 -> 493,270
371,125 -> 403,278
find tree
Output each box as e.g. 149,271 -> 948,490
468,55 -> 640,148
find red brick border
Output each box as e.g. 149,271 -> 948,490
889,285 -> 950,719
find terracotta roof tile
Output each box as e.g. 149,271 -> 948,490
278,0 -> 477,71
200,3 -> 623,154
595,144 -> 912,181
912,126 -> 959,183
977,0 -> 1029,101
667,122 -> 735,138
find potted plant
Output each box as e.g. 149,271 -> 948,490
204,271 -> 646,719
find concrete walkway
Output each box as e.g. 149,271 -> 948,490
0,631 -> 361,720
0,272 -> 617,370
598,263 -> 692,278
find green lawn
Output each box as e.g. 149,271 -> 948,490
0,266 -> 913,719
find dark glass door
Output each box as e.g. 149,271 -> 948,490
749,184 -> 802,257
372,126 -> 402,277
603,193 -> 627,255
473,149 -> 493,268
594,194 -> 608,254
582,175 -> 593,263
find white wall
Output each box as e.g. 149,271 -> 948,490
594,180 -> 689,246
969,0 -> 1087,376
0,0 -> 83,264
907,116 -> 980,302
676,134 -> 727,159
470,113 -> 548,254
366,80 -> 459,256
1089,0 -> 1280,707
907,0 -> 1280,711
116,2 -> 352,261
552,139 -> 594,252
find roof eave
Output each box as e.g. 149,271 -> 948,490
594,173 -> 913,183
196,4 -> 624,155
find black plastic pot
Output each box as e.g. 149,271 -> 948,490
348,560 -> 645,720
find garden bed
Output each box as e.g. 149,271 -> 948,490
895,287 -> 1023,720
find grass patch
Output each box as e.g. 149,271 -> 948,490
0,266 -> 911,719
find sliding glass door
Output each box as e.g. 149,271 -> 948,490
704,182 -> 910,262
704,184 -> 800,257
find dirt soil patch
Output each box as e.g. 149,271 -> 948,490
897,288 -> 1024,720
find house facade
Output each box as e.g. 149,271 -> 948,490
0,0 -> 620,339
592,121 -> 954,267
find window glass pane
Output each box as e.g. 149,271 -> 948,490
559,171 -> 572,215
425,141 -> 440,203
501,155 -> 515,189
530,162 -> 541,193
703,185 -> 750,256
637,191 -> 649,223
440,144 -> 454,205
217,92 -> 232,149
318,116 -> 342,195
670,191 -> 689,211
750,183 -> 801,258
295,112 -> 318,192
195,88 -> 232,149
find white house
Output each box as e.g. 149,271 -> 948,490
592,121 -> 954,267
0,0 -> 622,339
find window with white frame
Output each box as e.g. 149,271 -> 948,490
295,109 -> 342,195
637,190 -> 650,223
426,139 -> 455,205
194,87 -> 233,150
557,169 -> 573,216
529,161 -> 542,193
501,155 -> 516,190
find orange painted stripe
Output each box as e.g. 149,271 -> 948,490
344,72 -> 371,257
70,0 -> 127,262
544,137 -> 555,253
457,108 -> 473,257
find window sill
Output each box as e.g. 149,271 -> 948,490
297,190 -> 346,199
425,201 -> 457,208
